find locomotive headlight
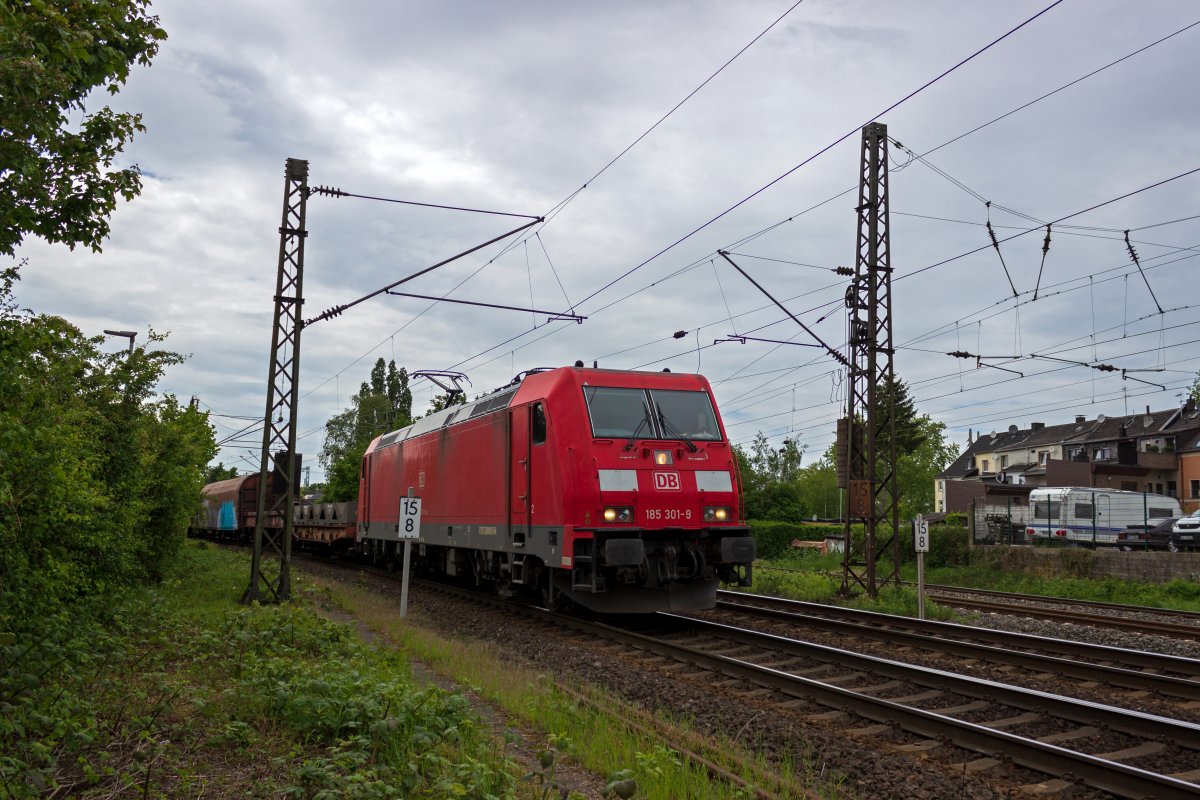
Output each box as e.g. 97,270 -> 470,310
704,506 -> 731,522
603,506 -> 633,523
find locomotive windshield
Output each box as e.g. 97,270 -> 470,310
584,387 -> 651,437
650,389 -> 721,441
583,386 -> 720,441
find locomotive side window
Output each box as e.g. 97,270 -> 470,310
649,389 -> 721,441
584,387 -> 655,438
532,402 -> 547,444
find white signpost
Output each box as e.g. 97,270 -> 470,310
399,489 -> 422,619
914,514 -> 929,620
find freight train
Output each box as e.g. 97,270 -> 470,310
195,365 -> 755,613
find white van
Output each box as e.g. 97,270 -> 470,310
1025,487 -> 1181,546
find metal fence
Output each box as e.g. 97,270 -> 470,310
969,500 -> 1030,546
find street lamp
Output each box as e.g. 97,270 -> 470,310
103,329 -> 136,354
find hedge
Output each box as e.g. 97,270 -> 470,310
749,519 -> 971,568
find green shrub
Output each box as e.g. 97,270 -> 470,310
925,525 -> 969,568
748,520 -> 851,560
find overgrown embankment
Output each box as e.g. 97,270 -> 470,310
1,543 -> 526,798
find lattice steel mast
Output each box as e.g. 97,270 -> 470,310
243,158 -> 309,604
839,123 -> 900,598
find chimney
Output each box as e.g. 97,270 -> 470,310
1075,415 -> 1085,424
1146,405 -> 1151,415
1031,422 -> 1045,431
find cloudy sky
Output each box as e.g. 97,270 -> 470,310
15,0 -> 1200,480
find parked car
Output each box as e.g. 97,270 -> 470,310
1117,518 -> 1178,551
1172,510 -> 1200,551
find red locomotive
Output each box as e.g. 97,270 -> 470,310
357,366 -> 755,613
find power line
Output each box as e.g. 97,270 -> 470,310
566,0 -> 1067,313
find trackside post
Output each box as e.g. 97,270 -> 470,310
399,486 -> 421,618
914,514 -> 929,620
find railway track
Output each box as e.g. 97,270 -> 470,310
291,552 -> 1200,797
402,576 -> 1200,799
619,612 -> 1200,799
712,591 -> 1200,700
919,585 -> 1200,640
921,583 -> 1200,623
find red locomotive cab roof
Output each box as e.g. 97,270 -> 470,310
511,366 -> 716,402
510,366 -> 732,449
363,366 -> 730,457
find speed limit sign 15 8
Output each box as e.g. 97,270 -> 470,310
399,496 -> 422,539
913,515 -> 929,553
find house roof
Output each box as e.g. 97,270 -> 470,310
940,400 -> 1200,476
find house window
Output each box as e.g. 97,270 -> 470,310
1093,448 -> 1109,461
1191,479 -> 1200,499
1120,481 -> 1137,491
1167,481 -> 1177,498
981,459 -> 990,473
1038,451 -> 1049,465
999,455 -> 1008,469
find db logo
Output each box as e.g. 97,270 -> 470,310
653,472 -> 681,491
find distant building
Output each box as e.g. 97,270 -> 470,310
936,399 -> 1200,514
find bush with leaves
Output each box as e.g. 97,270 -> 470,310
0,267 -> 216,612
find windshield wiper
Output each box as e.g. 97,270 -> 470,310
657,411 -> 698,452
624,413 -> 651,451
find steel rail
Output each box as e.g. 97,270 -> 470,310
707,598 -> 1200,699
922,583 -> 1200,622
925,594 -> 1200,640
716,590 -> 1200,677
652,613 -> 1200,748
581,614 -> 1200,800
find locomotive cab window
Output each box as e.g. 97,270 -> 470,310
584,387 -> 654,438
532,402 -> 547,444
649,389 -> 721,441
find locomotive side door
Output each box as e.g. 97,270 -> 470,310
509,405 -> 532,543
360,454 -> 370,536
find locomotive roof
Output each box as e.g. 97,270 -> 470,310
370,365 -> 713,451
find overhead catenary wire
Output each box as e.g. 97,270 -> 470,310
284,6 -> 1198,476
564,0 -> 1068,315
426,12 -> 1195,394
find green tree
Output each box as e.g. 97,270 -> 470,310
735,433 -> 807,522
895,417 -> 957,520
0,268 -> 216,609
876,375 -> 926,453
1190,369 -> 1200,403
426,391 -> 467,414
319,358 -> 412,501
205,462 -> 239,483
0,0 -> 167,257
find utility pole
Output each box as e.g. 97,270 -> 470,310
243,158 -> 309,604
839,122 -> 900,598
